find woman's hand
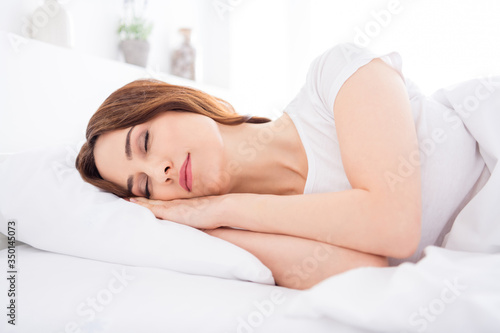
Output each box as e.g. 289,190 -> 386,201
128,195 -> 227,230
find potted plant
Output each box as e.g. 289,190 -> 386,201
118,13 -> 153,67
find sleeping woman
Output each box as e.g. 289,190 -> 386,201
75,43 -> 486,290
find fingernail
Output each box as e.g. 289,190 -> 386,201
129,198 -> 138,203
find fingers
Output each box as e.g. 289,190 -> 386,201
129,197 -> 164,206
128,197 -> 154,210
127,197 -> 200,226
128,198 -> 164,218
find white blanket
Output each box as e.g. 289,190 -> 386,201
285,77 -> 500,332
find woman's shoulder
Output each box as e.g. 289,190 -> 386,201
305,43 -> 405,114
309,43 -> 375,70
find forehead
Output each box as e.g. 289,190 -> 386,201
94,127 -> 129,187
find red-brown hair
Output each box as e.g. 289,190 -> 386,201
75,79 -> 271,197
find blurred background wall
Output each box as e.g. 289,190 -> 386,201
1,0 -> 499,118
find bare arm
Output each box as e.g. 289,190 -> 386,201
132,59 -> 421,259
219,59 -> 422,259
205,227 -> 387,290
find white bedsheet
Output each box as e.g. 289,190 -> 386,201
0,245 -> 369,333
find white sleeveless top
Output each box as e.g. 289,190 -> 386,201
283,43 -> 487,265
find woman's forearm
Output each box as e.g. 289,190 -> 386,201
219,191 -> 420,259
205,227 -> 387,290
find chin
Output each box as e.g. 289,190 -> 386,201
199,170 -> 231,196
197,153 -> 230,197
201,180 -> 226,196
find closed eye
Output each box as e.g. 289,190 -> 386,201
144,130 -> 149,153
144,130 -> 150,198
145,179 -> 150,199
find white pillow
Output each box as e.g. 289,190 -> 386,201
0,144 -> 273,284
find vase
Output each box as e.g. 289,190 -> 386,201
120,39 -> 150,67
171,28 -> 196,80
30,0 -> 74,48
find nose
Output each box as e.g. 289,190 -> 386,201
152,161 -> 172,183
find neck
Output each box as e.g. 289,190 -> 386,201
217,113 -> 307,195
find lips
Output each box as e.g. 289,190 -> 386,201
179,153 -> 192,192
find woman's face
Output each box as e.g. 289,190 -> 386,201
93,111 -> 229,200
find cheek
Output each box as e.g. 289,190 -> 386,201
179,118 -> 223,151
193,118 -> 220,140
165,118 -> 215,144
197,144 -> 230,196
154,189 -> 182,201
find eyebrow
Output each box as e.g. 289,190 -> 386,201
125,126 -> 135,160
124,125 -> 151,198
125,126 -> 135,194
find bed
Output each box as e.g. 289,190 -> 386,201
1,30 -> 499,332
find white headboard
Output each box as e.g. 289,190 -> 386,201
0,31 -> 236,155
